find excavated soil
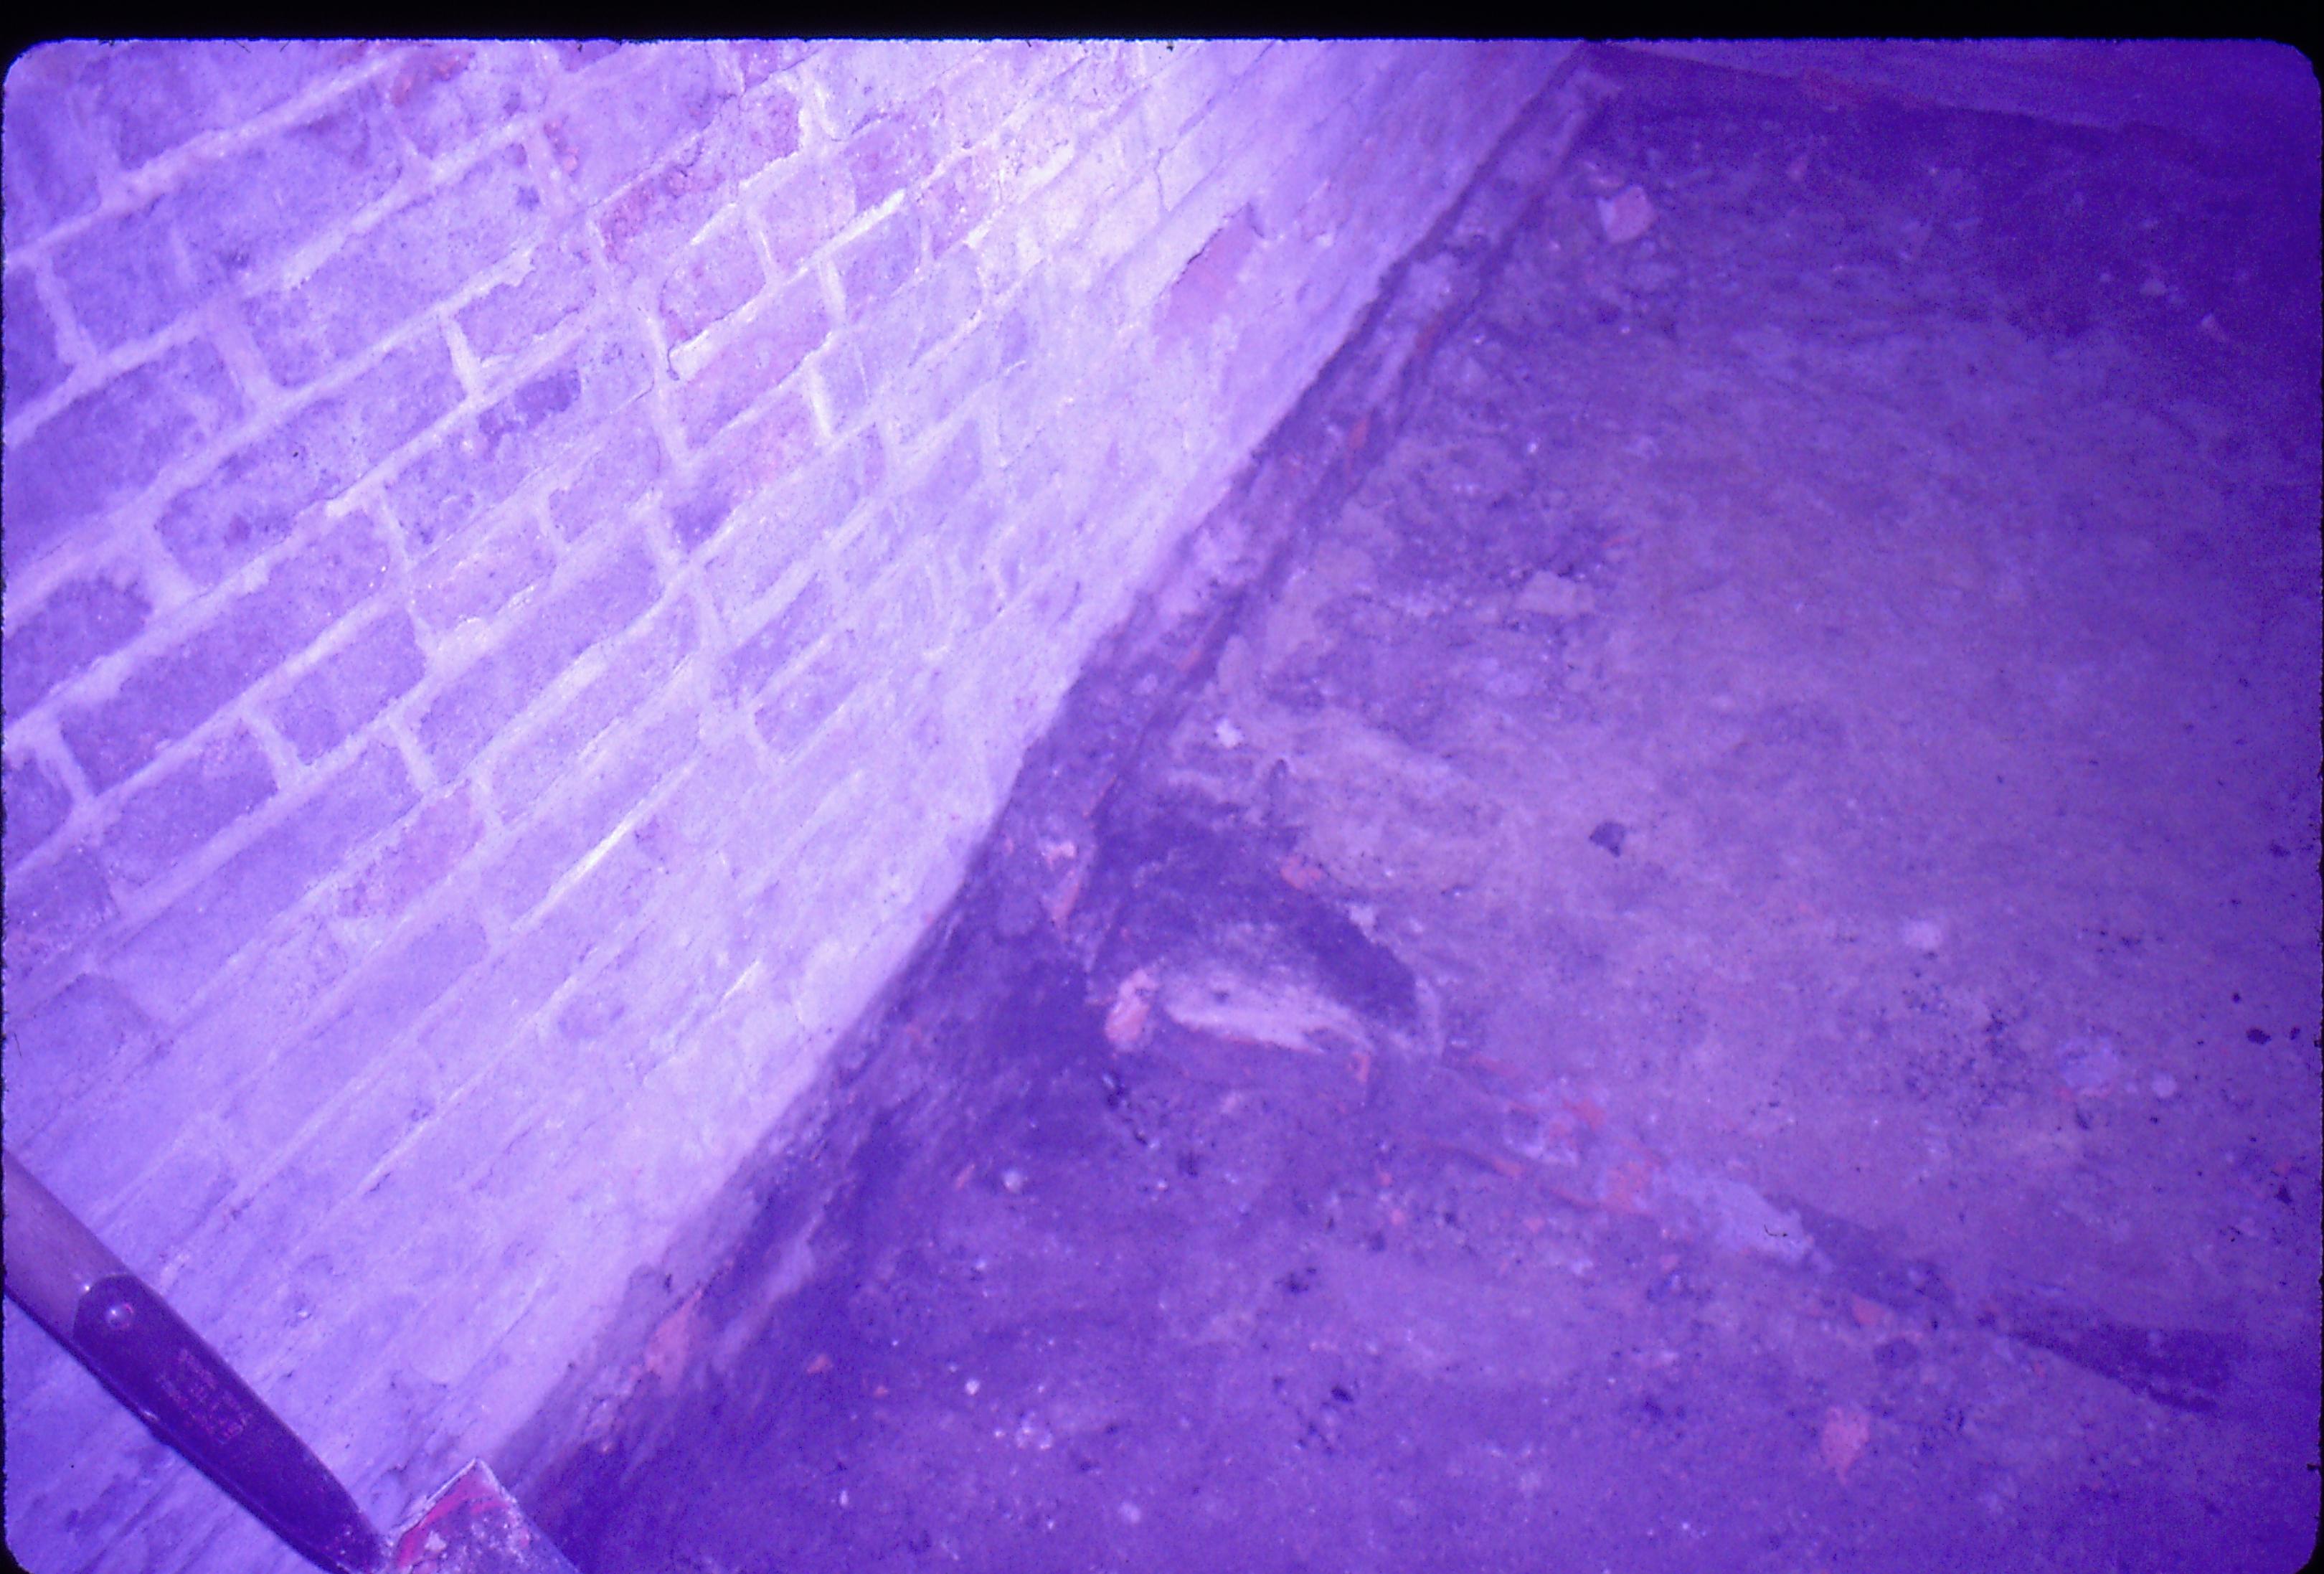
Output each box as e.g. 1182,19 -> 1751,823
530,48 -> 2322,1574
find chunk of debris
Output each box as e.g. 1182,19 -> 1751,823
1597,184 -> 1658,244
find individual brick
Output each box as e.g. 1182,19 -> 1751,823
128,909 -> 349,1136
245,142 -> 551,389
847,110 -> 935,209
889,421 -> 983,538
99,723 -> 276,886
270,611 -> 426,763
674,280 -> 828,447
719,389 -> 818,504
549,891 -> 737,1068
1034,112 -> 1151,255
987,363 -> 1059,473
376,1042 -> 544,1230
850,244 -> 980,389
2,844 -> 117,979
84,41 -> 344,172
751,636 -> 859,755
60,514 -> 391,793
1045,39 -> 1143,116
412,513 -> 555,628
854,557 -> 945,661
1156,89 -> 1244,215
154,333 -> 460,586
935,489 -> 1006,590
414,539 -> 661,776
730,42 -> 815,88
47,198 -> 205,352
1136,44 -> 1234,151
3,339 -> 247,576
1084,160 -> 1163,272
830,203 -> 925,323
456,233 -> 599,359
3,752 -> 74,868
722,577 -> 830,702
3,268 -> 68,419
240,910 -> 489,1153
389,318 -> 650,553
1,44 -> 107,248
338,787 -> 481,921
95,1134 -> 239,1306
628,731 -> 759,872
167,86 -> 405,289
1,572 -> 153,722
552,933 -> 647,1044
1156,204 -> 1262,346
933,45 -> 1040,156
805,336 -> 873,435
0,971 -> 158,1126
980,79 -> 1078,194
384,42 -> 551,161
750,153 -> 855,279
484,702 -> 697,920
541,45 -> 729,204
419,834 -> 658,1087
544,410 -> 666,544
491,596 -> 696,811
885,311 -> 1015,446
967,189 -> 1045,299
808,42 -> 976,137
700,431 -> 882,616
594,88 -> 802,271
665,466 -> 737,552
656,215 -> 762,349
108,741 -> 415,1014
918,154 -> 991,257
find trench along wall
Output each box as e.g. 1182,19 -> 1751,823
0,39 -> 1564,1568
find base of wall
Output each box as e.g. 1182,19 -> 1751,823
496,49 -> 1609,1507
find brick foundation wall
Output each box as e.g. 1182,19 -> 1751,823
2,39 -> 1561,1567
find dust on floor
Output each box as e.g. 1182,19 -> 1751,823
530,47 -> 2322,1574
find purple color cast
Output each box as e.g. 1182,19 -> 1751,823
3,339 -> 247,575
100,723 -> 276,886
389,321 -> 651,554
154,334 -> 461,586
3,574 -> 153,722
2,845 -> 117,979
415,542 -> 661,776
4,753 -> 75,868
60,515 -> 392,793
271,612 -> 427,763
110,741 -> 416,1015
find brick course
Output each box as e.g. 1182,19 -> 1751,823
1,38 -> 1562,1571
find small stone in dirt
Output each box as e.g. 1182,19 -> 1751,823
1818,1405 -> 1872,1481
1900,917 -> 1946,953
1597,184 -> 1658,244
1516,569 -> 1596,618
1589,820 -> 1627,856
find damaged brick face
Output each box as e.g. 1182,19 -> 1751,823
1,38 -> 1560,1568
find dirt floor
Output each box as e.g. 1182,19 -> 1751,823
529,50 -> 2323,1574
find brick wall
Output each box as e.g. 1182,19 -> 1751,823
1,39 -> 1559,1567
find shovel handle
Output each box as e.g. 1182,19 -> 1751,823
2,1144 -> 130,1345
1,1144 -> 386,1573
